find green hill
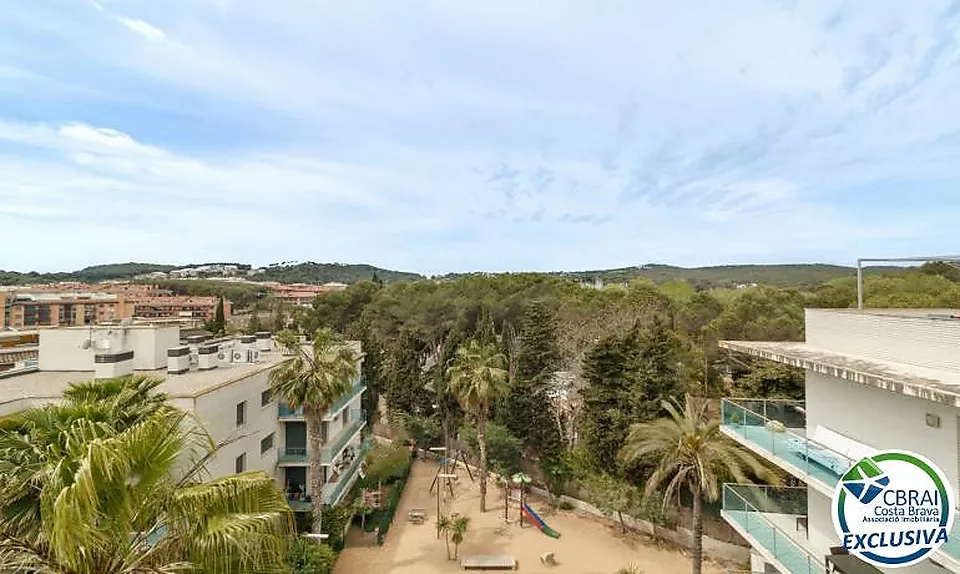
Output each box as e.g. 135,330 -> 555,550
551,263 -> 902,290
0,261 -> 906,291
256,262 -> 424,284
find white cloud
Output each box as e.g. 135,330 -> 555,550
116,17 -> 166,42
1,1 -> 960,273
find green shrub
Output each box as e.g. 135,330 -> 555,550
375,458 -> 413,545
320,506 -> 351,551
558,499 -> 576,511
286,537 -> 337,574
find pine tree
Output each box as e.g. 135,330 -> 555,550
501,301 -> 562,460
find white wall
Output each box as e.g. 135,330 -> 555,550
192,370 -> 279,479
38,326 -> 179,371
806,310 -> 960,373
806,371 -> 960,500
806,488 -> 837,554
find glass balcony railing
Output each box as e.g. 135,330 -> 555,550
278,447 -> 308,465
324,380 -> 366,420
722,484 -> 821,574
721,398 -> 855,489
321,410 -> 365,464
278,410 -> 365,466
277,379 -> 366,420
323,440 -> 373,505
722,400 -> 960,567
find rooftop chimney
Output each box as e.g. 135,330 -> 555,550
198,343 -> 219,371
167,346 -> 190,374
95,350 -> 134,379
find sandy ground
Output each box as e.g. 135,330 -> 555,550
334,460 -> 729,574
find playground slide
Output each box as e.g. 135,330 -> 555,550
521,501 -> 561,539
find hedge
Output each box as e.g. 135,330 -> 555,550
375,455 -> 414,545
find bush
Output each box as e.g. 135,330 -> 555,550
558,499 -> 576,511
375,458 -> 413,545
460,421 -> 522,474
286,537 -> 337,574
320,506 -> 351,551
362,443 -> 413,486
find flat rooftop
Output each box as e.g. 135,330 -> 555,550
0,352 -> 288,411
720,340 -> 960,408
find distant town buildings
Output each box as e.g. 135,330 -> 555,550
0,286 -> 229,330
268,283 -> 348,306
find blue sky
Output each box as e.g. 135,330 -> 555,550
2,0 -> 960,274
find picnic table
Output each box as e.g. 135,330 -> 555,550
408,508 -> 426,524
461,555 -> 517,570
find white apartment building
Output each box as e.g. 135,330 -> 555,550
720,308 -> 960,574
0,324 -> 367,513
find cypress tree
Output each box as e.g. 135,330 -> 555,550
581,330 -> 641,474
501,301 -> 562,460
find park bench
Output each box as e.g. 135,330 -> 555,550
461,555 -> 516,570
407,508 -> 426,524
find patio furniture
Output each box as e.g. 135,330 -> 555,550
461,555 -> 516,570
540,552 -> 556,565
407,508 -> 426,524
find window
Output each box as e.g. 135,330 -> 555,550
261,389 -> 272,407
343,409 -> 350,424
260,433 -> 274,455
235,453 -> 246,473
236,401 -> 247,427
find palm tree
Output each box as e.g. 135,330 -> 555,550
270,328 -> 361,534
450,515 -> 470,559
436,514 -> 453,560
0,404 -> 294,573
619,395 -> 773,574
446,339 -> 508,512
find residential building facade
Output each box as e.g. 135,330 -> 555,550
720,308 -> 960,574
0,290 -> 230,329
0,325 -> 366,514
0,291 -> 131,328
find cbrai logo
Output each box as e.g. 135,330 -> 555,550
832,450 -> 954,568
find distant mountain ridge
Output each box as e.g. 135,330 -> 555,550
0,261 -> 902,289
547,263 -> 902,290
0,261 -> 425,286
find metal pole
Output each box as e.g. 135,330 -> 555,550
857,259 -> 864,310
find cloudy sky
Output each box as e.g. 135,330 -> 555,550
2,0 -> 960,274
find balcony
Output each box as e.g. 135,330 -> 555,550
324,380 -> 366,421
287,498 -> 313,512
720,399 -> 856,494
323,440 -> 373,506
277,379 -> 366,421
321,410 -> 365,464
721,484 -> 822,574
278,447 -> 308,466
277,410 -> 365,467
722,400 -> 960,570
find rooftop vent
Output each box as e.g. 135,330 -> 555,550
167,346 -> 190,375
95,350 -> 134,379
198,344 -> 219,371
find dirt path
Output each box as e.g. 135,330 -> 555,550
334,460 -> 730,574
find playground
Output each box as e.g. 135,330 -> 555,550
334,457 -> 728,573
